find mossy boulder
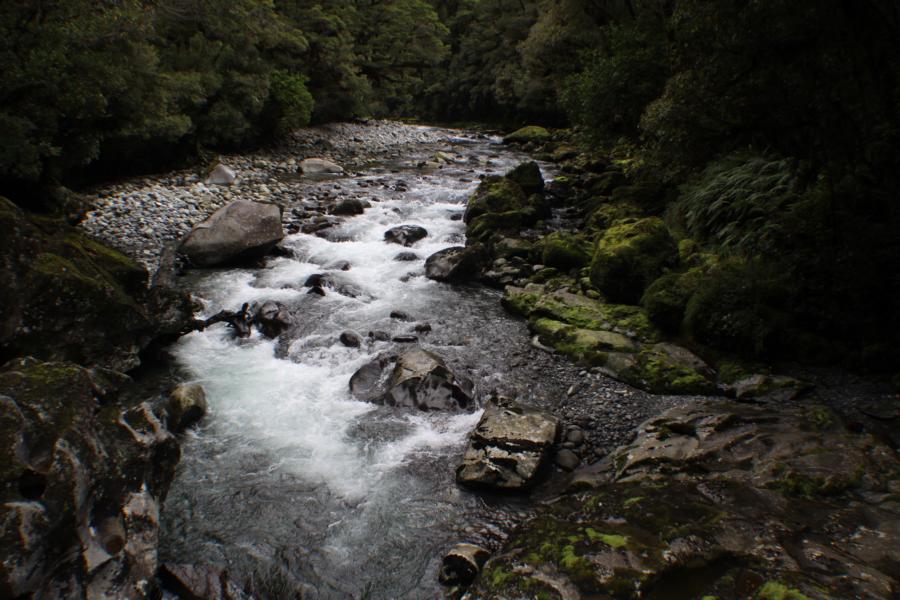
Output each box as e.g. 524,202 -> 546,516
504,161 -> 544,196
640,268 -> 706,332
541,232 -> 591,272
464,176 -> 528,224
589,217 -> 677,305
503,125 -> 551,145
585,200 -> 644,232
0,197 -> 190,371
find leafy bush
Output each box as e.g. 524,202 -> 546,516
267,71 -> 314,135
672,153 -> 801,256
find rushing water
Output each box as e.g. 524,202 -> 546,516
160,128 -> 561,598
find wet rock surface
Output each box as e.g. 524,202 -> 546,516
456,397 -> 559,490
350,348 -> 476,411
470,400 -> 900,599
0,358 -> 180,599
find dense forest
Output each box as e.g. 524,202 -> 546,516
3,0 -> 897,368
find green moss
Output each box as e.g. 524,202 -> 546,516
531,317 -> 636,365
585,529 -> 628,549
756,581 -> 812,600
489,566 -> 513,588
502,285 -> 544,317
531,290 -> 660,342
640,270 -> 698,332
589,217 -> 677,304
464,176 -> 528,223
623,496 -> 644,508
504,125 -> 551,144
586,201 -> 643,232
622,346 -> 715,395
541,232 -> 592,271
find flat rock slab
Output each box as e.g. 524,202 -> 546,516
456,398 -> 559,491
180,200 -> 283,267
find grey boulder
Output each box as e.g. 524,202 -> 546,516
168,383 -> 208,433
180,200 -> 283,267
456,397 -> 559,491
349,349 -> 475,411
425,246 -> 484,283
384,225 -> 428,246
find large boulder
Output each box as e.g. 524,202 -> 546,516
384,225 -> 428,246
504,161 -> 544,196
180,200 -> 284,267
300,158 -> 343,174
589,217 -> 677,304
349,349 -> 475,411
463,177 -> 527,224
425,246 -> 484,283
0,197 -> 191,372
456,397 -> 559,491
0,358 -> 180,599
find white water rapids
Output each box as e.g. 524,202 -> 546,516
161,129 -> 549,598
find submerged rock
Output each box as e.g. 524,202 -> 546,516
339,331 -> 362,348
456,397 -> 559,491
180,200 -> 284,267
0,358 -> 180,599
384,224 -> 428,246
394,251 -> 420,262
349,349 -> 475,411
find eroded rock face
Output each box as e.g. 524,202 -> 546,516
349,349 -> 475,411
0,358 -> 180,599
471,401 -> 900,600
456,397 -> 559,491
438,543 -> 490,587
179,200 -> 283,267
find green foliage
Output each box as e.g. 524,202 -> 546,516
267,70 -> 314,135
673,153 -> 801,256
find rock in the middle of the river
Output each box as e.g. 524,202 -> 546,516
349,349 -> 475,411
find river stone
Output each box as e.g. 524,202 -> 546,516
180,200 -> 284,267
349,349 -> 475,411
555,449 -> 581,471
168,383 -> 208,432
331,198 -> 366,216
339,331 -> 362,348
456,397 -> 559,491
384,225 -> 428,246
438,543 -> 490,587
394,251 -> 420,262
300,157 -> 343,174
206,163 -> 236,185
159,563 -> 240,600
425,246 -> 483,283
254,300 -> 292,338
726,373 -> 812,401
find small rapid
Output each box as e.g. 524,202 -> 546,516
160,128 -> 552,598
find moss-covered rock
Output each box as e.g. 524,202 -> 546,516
505,161 -> 544,196
589,217 -> 677,305
464,176 -> 528,224
541,232 -> 591,272
0,197 -> 190,371
503,125 -> 551,145
640,267 -> 706,332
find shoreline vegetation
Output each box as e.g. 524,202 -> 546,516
1,1 -> 899,598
